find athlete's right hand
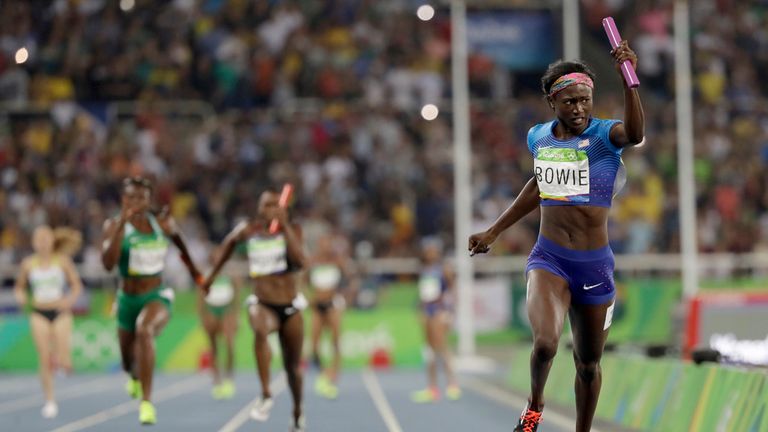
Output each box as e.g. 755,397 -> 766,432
120,204 -> 147,222
468,230 -> 497,256
197,275 -> 212,295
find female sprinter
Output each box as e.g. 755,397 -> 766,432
101,177 -> 203,425
14,226 -> 83,418
410,237 -> 460,403
204,188 -> 307,432
198,246 -> 241,400
308,232 -> 358,400
469,41 -> 644,432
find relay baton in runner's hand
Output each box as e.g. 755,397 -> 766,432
602,17 -> 640,88
269,184 -> 294,234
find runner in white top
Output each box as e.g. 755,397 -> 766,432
204,188 -> 308,431
198,246 -> 241,400
307,232 -> 359,399
410,237 -> 460,403
14,226 -> 83,419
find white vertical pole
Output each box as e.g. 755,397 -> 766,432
563,0 -> 580,60
674,0 -> 699,299
451,0 -> 475,357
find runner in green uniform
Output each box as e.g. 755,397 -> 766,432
204,188 -> 307,432
101,177 -> 203,425
198,247 -> 241,400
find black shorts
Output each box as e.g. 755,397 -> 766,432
33,308 -> 60,323
246,294 -> 306,326
314,300 -> 334,315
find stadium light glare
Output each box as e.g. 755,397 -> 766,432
120,0 -> 135,11
14,47 -> 28,64
417,5 -> 435,21
421,104 -> 439,121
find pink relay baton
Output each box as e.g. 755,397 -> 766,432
602,17 -> 640,88
269,184 -> 294,234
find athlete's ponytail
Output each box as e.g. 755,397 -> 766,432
53,227 -> 83,257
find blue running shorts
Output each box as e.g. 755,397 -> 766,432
526,235 -> 615,305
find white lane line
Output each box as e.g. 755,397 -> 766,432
361,370 -> 404,432
0,376 -> 120,414
462,377 -> 603,432
49,375 -> 206,432
216,373 -> 287,432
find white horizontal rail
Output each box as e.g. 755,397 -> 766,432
2,253 -> 768,280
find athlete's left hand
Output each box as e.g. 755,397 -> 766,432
198,275 -> 212,295
266,207 -> 290,230
611,40 -> 638,78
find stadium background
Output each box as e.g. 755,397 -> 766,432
1,0 -> 767,431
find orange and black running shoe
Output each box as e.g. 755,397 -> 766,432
513,406 -> 543,432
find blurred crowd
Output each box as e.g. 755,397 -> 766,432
0,0 -> 766,276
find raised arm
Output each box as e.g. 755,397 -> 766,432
101,217 -> 126,271
203,222 -> 247,291
156,209 -> 202,283
609,40 -> 645,147
283,223 -> 307,269
468,176 -> 541,255
273,207 -> 307,269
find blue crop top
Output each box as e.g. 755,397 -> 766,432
527,117 -> 626,208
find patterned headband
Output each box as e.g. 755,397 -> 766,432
548,72 -> 594,98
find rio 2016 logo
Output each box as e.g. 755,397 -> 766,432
72,320 -> 120,369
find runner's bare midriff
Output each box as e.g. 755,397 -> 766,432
313,290 -> 335,303
254,274 -> 298,304
540,205 -> 610,250
122,277 -> 163,295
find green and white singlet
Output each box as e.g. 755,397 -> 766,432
28,257 -> 66,303
118,215 -> 169,278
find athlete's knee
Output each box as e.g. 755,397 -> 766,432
575,359 -> 601,383
36,351 -> 51,368
253,330 -> 270,346
135,323 -> 156,342
532,338 -> 559,362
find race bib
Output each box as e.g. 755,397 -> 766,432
534,148 -> 590,202
30,269 -> 65,303
310,265 -> 342,291
248,235 -> 288,277
418,275 -> 442,302
205,280 -> 234,306
128,238 -> 169,276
